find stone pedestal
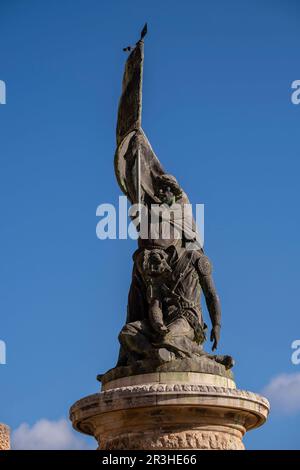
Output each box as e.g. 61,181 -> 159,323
69,371 -> 269,450
0,424 -> 10,450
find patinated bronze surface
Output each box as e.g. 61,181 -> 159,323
103,26 -> 234,382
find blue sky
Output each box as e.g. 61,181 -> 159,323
0,0 -> 300,449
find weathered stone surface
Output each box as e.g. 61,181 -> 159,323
0,424 -> 10,450
99,430 -> 245,451
99,355 -> 234,387
69,373 -> 269,450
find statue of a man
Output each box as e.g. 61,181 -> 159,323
114,29 -> 233,371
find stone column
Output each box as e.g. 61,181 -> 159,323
70,371 -> 269,450
0,424 -> 10,450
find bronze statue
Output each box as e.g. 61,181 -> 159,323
113,25 -> 234,375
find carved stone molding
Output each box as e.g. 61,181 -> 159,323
100,383 -> 269,405
69,373 -> 270,450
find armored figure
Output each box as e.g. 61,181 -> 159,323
114,27 -> 234,372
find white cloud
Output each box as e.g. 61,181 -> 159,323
262,372 -> 300,415
12,418 -> 94,450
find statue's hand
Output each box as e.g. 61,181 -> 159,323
157,324 -> 169,335
210,325 -> 220,351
